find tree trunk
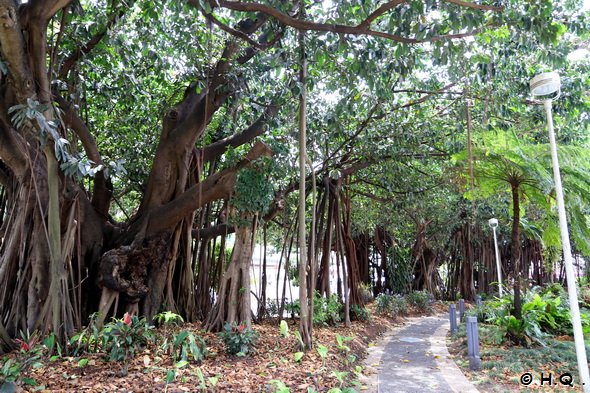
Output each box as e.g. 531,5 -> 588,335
205,222 -> 255,331
297,24 -> 312,349
511,183 -> 522,320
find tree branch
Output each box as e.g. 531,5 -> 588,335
54,92 -> 113,216
146,141 -> 272,235
54,93 -> 102,163
443,0 -> 503,12
199,104 -> 277,162
58,1 -> 133,80
357,0 -> 408,29
211,0 -> 501,43
0,117 -> 28,178
27,0 -> 72,21
192,223 -> 235,240
0,0 -> 35,101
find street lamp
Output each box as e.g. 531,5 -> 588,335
530,71 -> 590,391
488,218 -> 503,297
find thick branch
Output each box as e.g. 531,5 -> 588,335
0,118 -> 27,178
192,223 -> 234,240
211,0 -> 501,43
0,0 -> 34,101
357,0 -> 408,29
27,0 -> 72,21
54,93 -> 111,215
147,141 -> 272,235
443,0 -> 503,11
200,104 -> 277,162
54,93 -> 101,163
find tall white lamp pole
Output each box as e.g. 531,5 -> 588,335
488,218 -> 503,297
530,71 -> 590,391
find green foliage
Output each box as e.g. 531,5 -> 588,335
293,352 -> 304,363
268,379 -> 291,393
233,163 -> 275,214
480,286 -> 580,346
153,311 -> 184,327
316,344 -> 329,360
0,331 -> 44,387
170,330 -> 207,363
218,322 -> 259,356
279,320 -> 290,338
69,313 -> 155,364
350,305 -> 370,322
391,297 -> 409,316
375,294 -> 394,315
195,367 -> 220,390
101,314 -> 155,362
284,292 -> 344,326
0,358 -> 21,385
375,294 -> 409,316
335,334 -> 353,353
313,292 -> 343,326
69,313 -> 103,355
406,291 -> 431,312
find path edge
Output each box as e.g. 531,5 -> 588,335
430,317 -> 480,393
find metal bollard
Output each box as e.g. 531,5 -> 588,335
466,316 -> 481,370
459,299 -> 465,321
450,304 -> 457,335
475,295 -> 482,307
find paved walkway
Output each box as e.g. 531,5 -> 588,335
362,315 -> 480,393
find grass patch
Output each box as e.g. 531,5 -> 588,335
449,322 -> 585,392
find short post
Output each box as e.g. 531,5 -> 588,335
466,316 -> 481,370
459,299 -> 465,321
475,295 -> 482,307
449,304 -> 457,334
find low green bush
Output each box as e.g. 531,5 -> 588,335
407,290 -> 430,312
391,297 -> 408,316
350,304 -> 371,322
101,313 -> 155,362
170,330 -> 207,362
375,294 -> 394,315
218,322 -> 259,356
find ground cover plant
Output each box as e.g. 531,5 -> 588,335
0,304 -> 409,392
449,283 -> 590,391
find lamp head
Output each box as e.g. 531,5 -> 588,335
529,72 -> 561,101
488,218 -> 498,228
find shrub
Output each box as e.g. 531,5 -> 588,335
101,313 -> 155,362
69,313 -> 102,355
358,283 -> 373,304
406,290 -> 430,312
350,305 -> 370,322
484,288 -> 575,346
218,322 -> 259,356
375,294 -> 393,315
313,293 -> 343,326
285,300 -> 300,317
265,299 -> 279,317
171,330 -> 207,362
1,331 -> 43,387
153,311 -> 184,327
390,297 -> 408,316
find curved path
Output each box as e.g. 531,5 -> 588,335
362,315 -> 480,393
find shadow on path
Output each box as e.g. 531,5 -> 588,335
362,315 -> 479,393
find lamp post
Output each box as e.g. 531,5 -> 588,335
488,218 -> 503,297
530,71 -> 590,391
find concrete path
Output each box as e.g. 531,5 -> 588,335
362,315 -> 479,393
